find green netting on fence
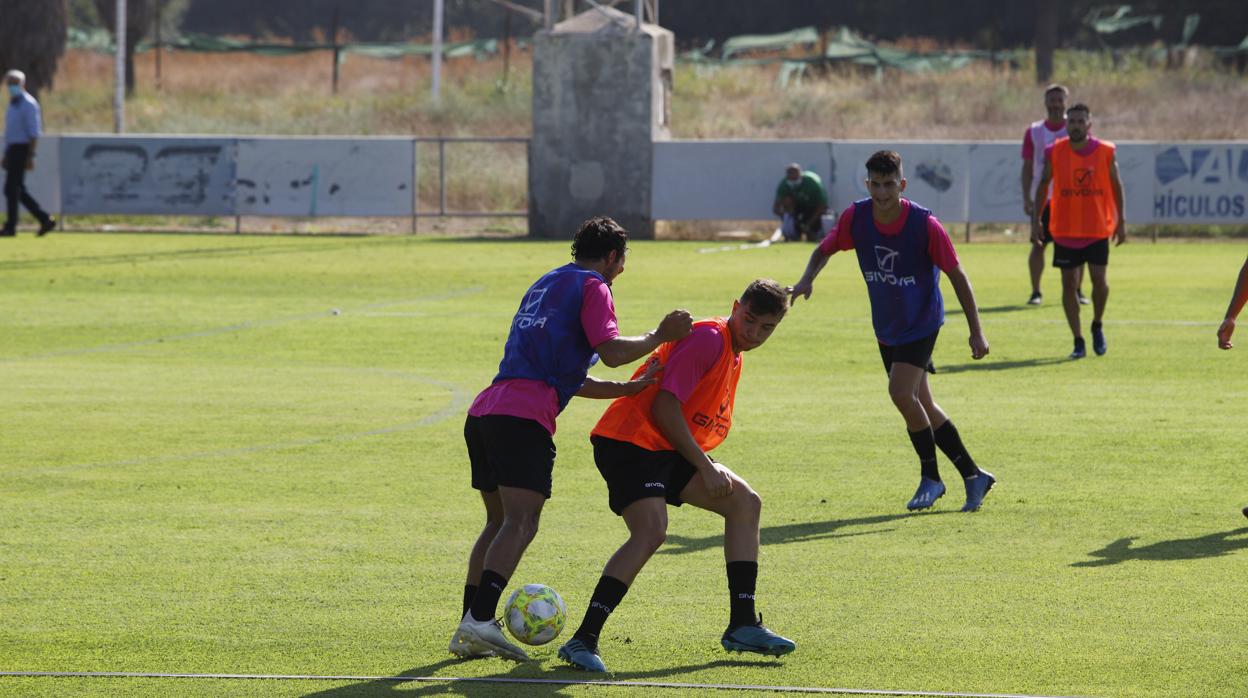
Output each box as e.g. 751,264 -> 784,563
720,26 -> 819,60
66,28 -> 501,60
1084,5 -> 1163,35
690,25 -> 1015,75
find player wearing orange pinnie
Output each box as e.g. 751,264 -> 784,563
557,280 -> 796,673
1032,102 -> 1127,359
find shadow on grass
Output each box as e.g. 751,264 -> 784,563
301,656 -> 784,697
661,512 -> 937,556
947,304 -> 1029,315
1071,527 -> 1248,567
933,357 -> 1070,374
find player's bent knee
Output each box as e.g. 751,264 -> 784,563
630,527 -> 666,553
889,389 -> 920,412
737,487 -> 762,518
501,512 -> 541,542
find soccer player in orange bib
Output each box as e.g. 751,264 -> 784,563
1031,103 -> 1127,359
557,280 -> 795,672
1215,254 -> 1248,518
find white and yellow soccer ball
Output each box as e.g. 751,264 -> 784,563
504,583 -> 567,646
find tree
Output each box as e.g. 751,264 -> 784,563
93,0 -> 154,96
1035,0 -> 1059,83
0,0 -> 69,97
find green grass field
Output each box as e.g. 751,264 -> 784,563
2,233 -> 1246,697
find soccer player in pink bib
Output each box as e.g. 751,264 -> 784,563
1021,84 -> 1087,306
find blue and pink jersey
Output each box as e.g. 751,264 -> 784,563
468,264 -> 620,434
818,198 -> 960,345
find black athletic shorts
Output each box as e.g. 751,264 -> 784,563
464,414 -> 556,498
879,329 -> 939,375
1039,204 -> 1054,244
591,435 -> 701,516
1052,238 -> 1109,269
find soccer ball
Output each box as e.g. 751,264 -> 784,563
504,583 -> 567,646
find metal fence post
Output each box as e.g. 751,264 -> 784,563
439,139 -> 447,217
419,137 -> 424,235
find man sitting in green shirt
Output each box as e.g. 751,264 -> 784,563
773,163 -> 828,242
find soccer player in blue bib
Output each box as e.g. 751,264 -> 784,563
450,217 -> 692,661
790,150 -> 995,512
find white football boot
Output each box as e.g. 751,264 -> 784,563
453,612 -> 529,661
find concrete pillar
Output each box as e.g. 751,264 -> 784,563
529,6 -> 673,239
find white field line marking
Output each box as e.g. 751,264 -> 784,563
1,287 -> 484,364
698,239 -> 777,254
0,671 -> 1092,698
4,369 -> 467,477
969,318 -> 1213,327
807,315 -> 1215,328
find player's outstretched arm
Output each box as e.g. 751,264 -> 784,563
1218,256 -> 1248,350
576,358 -> 662,398
652,390 -> 732,498
595,309 -> 692,368
789,245 -> 831,304
946,265 -> 989,360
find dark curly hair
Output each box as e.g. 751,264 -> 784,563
865,150 -> 903,178
571,216 -> 629,261
740,279 -> 789,317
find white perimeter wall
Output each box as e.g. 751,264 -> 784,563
24,136 -> 1248,226
43,135 -> 415,218
652,140 -> 1248,225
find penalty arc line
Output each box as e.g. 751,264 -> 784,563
0,671 -> 1092,698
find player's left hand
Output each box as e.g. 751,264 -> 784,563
969,332 -> 989,360
1218,318 -> 1235,350
787,279 -> 813,304
700,462 -> 734,498
618,357 -> 663,395
1113,223 -> 1127,246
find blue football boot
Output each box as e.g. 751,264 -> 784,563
558,637 -> 607,673
721,615 -> 795,656
1091,322 -> 1107,356
960,470 -> 996,512
906,477 -> 946,511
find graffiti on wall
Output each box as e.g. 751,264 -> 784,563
60,138 -> 235,215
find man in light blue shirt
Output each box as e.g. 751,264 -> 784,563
3,69 -> 54,237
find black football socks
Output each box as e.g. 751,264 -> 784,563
468,569 -> 507,622
573,575 -> 630,651
462,583 -> 478,619
908,427 -> 940,482
933,421 -> 980,479
727,560 -> 759,628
